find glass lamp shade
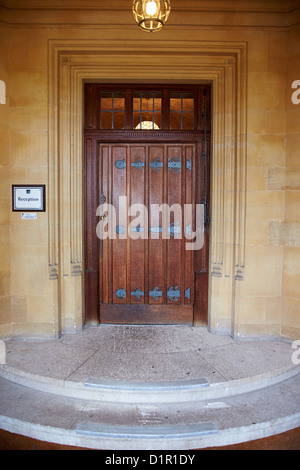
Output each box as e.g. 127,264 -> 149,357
132,0 -> 171,32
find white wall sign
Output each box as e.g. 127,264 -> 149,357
12,185 -> 46,212
21,213 -> 37,220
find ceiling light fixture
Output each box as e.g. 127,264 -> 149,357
132,0 -> 171,33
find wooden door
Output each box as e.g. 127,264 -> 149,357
96,142 -> 201,325
84,84 -> 210,326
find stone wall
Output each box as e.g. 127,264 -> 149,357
235,30 -> 288,338
0,1 -> 299,340
283,25 -> 300,339
0,26 -> 10,336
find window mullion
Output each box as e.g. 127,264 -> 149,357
125,89 -> 132,129
162,89 -> 170,130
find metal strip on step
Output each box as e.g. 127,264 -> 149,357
84,378 -> 210,391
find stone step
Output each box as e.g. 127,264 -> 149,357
0,369 -> 299,449
0,363 -> 298,404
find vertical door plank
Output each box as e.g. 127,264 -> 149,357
129,145 -> 146,304
99,144 -> 110,304
111,145 -> 128,304
166,145 -> 183,305
183,145 -> 195,305
148,145 -> 165,305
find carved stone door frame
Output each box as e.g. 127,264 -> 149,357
48,39 -> 247,336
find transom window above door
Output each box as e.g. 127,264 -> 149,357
84,85 -> 210,132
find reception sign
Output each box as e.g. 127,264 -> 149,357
12,185 -> 46,212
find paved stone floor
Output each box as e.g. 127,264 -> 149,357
1,325 -> 299,450
2,325 -> 297,383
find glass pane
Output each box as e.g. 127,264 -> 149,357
154,112 -> 161,129
170,113 -> 181,130
133,96 -> 141,111
101,93 -> 113,111
170,96 -> 181,112
133,112 -> 141,128
114,96 -> 125,111
101,112 -> 112,129
141,96 -> 154,111
182,97 -> 194,112
182,113 -> 194,130
113,112 -> 125,129
154,97 -> 161,111
142,112 -> 153,123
